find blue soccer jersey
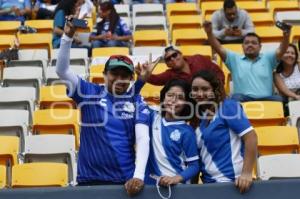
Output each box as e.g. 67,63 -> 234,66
196,99 -> 253,183
69,78 -> 150,183
145,111 -> 199,184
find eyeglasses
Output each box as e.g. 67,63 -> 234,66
165,52 -> 179,62
109,55 -> 133,66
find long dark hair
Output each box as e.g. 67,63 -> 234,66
97,1 -> 120,34
276,44 -> 299,73
192,70 -> 226,106
160,79 -> 192,119
54,0 -> 78,16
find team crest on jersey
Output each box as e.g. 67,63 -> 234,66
170,130 -> 181,142
123,102 -> 135,112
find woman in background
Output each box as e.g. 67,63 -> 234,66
89,1 -> 132,48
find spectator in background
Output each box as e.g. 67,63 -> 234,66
89,1 -> 132,48
204,21 -> 291,102
191,70 -> 257,193
142,79 -> 199,186
211,0 -> 254,44
274,44 -> 300,101
0,0 -> 31,21
136,46 -> 225,86
32,0 -> 54,19
52,0 -> 84,48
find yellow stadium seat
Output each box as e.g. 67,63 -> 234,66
242,101 -> 286,127
291,26 -> 300,43
0,165 -> 5,188
133,30 -> 168,46
255,126 -> 299,155
18,33 -> 52,58
39,85 -> 75,109
89,64 -> 105,83
77,18 -> 93,33
32,109 -> 80,148
201,2 -> 223,17
166,3 -> 199,17
178,45 -> 212,59
0,21 -> 20,35
249,12 -> 274,26
92,47 -> 129,58
222,66 -> 231,95
0,136 -> 19,167
0,35 -> 15,50
25,20 -> 53,33
236,1 -> 267,12
172,29 -> 207,46
223,44 -> 243,54
268,1 -> 299,16
255,26 -> 283,42
12,163 -> 68,187
168,15 -> 202,32
140,83 -> 163,105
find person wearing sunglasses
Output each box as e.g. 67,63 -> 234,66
137,46 -> 225,87
56,20 -> 150,196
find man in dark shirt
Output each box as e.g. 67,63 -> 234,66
138,46 -> 224,86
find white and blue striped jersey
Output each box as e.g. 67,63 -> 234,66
145,111 -> 199,184
196,99 -> 253,183
69,79 -> 150,183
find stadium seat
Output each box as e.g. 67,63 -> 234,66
132,3 -> 164,17
11,162 -> 68,187
0,110 -> 29,151
201,2 -> 223,17
236,1 -> 267,12
268,1 -> 299,16
261,42 -> 280,53
133,30 -> 168,46
0,87 -> 36,123
0,35 -> 15,51
133,16 -> 167,31
276,11 -> 300,25
89,64 -> 104,84
140,83 -> 163,105
46,65 -> 86,85
32,109 -> 80,148
51,48 -> 88,66
242,101 -> 286,127
132,47 -> 165,56
249,12 -> 274,26
288,101 -> 300,128
0,136 -> 19,166
76,18 -> 93,33
168,15 -> 202,32
25,20 -> 53,33
92,47 -> 130,58
114,4 -> 130,17
172,29 -> 207,46
24,135 -> 77,185
255,26 -> 283,43
39,85 -> 75,109
166,3 -> 199,17
0,21 -> 20,35
18,33 -> 52,58
255,126 -> 299,155
0,165 -> 5,188
2,67 -> 43,100
290,26 -> 300,43
152,63 -> 169,75
223,44 -> 243,54
257,154 -> 300,180
178,45 -> 212,58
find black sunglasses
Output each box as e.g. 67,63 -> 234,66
165,52 -> 179,62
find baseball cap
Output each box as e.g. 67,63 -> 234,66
104,55 -> 134,73
163,46 -> 181,58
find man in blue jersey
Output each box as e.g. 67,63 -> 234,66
56,19 -> 150,196
0,0 -> 31,21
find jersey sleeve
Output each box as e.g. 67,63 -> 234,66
222,99 -> 253,137
134,94 -> 151,126
182,126 -> 199,162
